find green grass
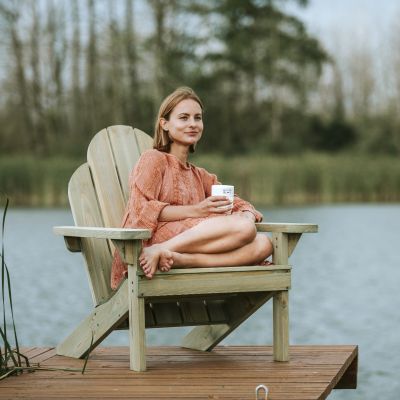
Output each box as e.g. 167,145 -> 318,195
1,153 -> 400,207
0,156 -> 82,207
192,153 -> 400,206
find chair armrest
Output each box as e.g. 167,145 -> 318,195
255,222 -> 318,233
54,226 -> 152,253
53,226 -> 152,240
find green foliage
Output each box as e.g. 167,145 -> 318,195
0,0 -> 327,157
187,0 -> 329,153
0,0 -> 398,157
2,154 -> 399,207
306,115 -> 358,152
0,157 -> 82,206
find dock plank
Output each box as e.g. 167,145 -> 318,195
0,345 -> 357,400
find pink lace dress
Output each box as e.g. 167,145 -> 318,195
111,149 -> 263,289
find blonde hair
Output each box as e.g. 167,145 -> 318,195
153,87 -> 204,153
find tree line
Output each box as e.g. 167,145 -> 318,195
0,0 -> 399,157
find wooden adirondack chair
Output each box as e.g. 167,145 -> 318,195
54,125 -> 317,371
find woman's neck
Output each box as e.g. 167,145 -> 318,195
169,143 -> 189,164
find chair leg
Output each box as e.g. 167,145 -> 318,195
273,290 -> 289,361
128,264 -> 146,371
56,280 -> 129,358
272,232 -> 290,361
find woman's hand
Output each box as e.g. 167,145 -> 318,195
194,196 -> 232,217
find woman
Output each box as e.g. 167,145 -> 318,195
111,87 -> 273,289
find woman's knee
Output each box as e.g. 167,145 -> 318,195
230,215 -> 257,244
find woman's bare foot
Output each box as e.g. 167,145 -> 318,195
258,259 -> 274,267
159,250 -> 174,272
139,245 -> 164,278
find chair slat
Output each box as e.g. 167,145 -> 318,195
151,302 -> 183,326
107,125 -> 141,202
145,304 -> 156,326
68,164 -> 113,305
180,301 -> 209,324
205,300 -> 227,322
87,129 -> 125,228
134,128 -> 153,153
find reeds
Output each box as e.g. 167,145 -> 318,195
0,198 -> 30,379
1,153 -> 399,207
0,198 -> 86,379
193,153 -> 400,206
0,156 -> 81,207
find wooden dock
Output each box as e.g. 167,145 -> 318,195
0,345 -> 357,399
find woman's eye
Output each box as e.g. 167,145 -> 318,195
180,116 -> 188,120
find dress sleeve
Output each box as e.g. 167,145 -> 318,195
122,150 -> 169,233
232,195 -> 263,222
198,167 -> 220,197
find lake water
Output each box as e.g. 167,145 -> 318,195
2,205 -> 400,399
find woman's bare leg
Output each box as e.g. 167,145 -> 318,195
140,215 -> 256,278
171,234 -> 273,268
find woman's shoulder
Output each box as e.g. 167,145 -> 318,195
139,149 -> 166,165
193,164 -> 218,183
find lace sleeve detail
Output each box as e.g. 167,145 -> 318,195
122,150 -> 169,232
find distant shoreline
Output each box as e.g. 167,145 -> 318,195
1,153 -> 400,207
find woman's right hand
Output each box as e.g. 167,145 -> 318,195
194,196 -> 232,217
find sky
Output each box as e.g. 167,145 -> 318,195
285,0 -> 400,52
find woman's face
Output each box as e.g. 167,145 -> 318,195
161,99 -> 203,149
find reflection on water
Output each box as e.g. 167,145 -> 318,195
2,205 -> 400,400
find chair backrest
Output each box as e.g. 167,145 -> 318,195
68,125 -> 153,306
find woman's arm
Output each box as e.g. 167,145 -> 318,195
159,196 -> 232,222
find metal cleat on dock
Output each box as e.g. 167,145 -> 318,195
255,384 -> 269,399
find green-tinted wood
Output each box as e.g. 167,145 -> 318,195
151,302 -> 183,326
206,299 -> 228,322
134,128 -> 154,153
180,300 -> 210,324
107,125 -> 141,202
128,242 -> 146,371
138,264 -> 290,276
87,128 -> 125,228
273,291 -> 289,361
63,236 -> 81,252
256,223 -> 318,233
54,226 -> 151,240
68,164 -> 113,305
272,232 -> 290,361
288,233 -> 302,257
56,280 -> 129,358
138,269 -> 291,297
182,292 -> 274,351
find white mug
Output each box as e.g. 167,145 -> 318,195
211,184 -> 234,203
